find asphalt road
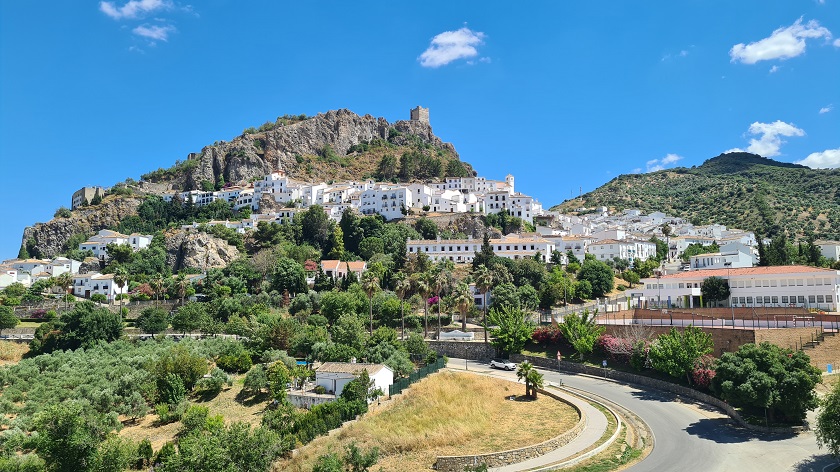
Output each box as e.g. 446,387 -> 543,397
450,359 -> 838,472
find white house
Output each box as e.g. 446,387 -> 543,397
689,250 -> 753,270
587,239 -> 657,265
817,240 -> 840,262
315,362 -> 394,399
638,265 -> 840,311
71,273 -> 127,301
79,229 -> 152,262
359,186 -> 410,220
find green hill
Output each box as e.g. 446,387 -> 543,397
551,152 -> 840,239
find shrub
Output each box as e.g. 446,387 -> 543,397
195,368 -> 231,396
158,373 -> 187,405
313,385 -> 327,394
691,367 -> 715,390
216,350 -> 253,374
243,364 -> 268,396
532,326 -> 563,344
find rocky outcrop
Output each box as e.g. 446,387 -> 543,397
21,196 -> 144,258
183,109 -> 463,189
164,229 -> 240,272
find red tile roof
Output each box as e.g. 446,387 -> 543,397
652,265 -> 837,280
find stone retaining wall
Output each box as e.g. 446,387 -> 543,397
511,354 -> 802,435
434,388 -> 585,472
427,340 -> 496,360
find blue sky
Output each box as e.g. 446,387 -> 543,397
1,1 -> 839,259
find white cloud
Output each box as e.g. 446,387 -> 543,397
729,18 -> 833,64
769,65 -> 780,73
133,24 -> 175,41
742,120 -> 805,157
100,0 -> 169,20
645,153 -> 683,172
795,148 -> 840,168
419,27 -> 486,68
630,168 -> 642,174
820,105 -> 833,114
834,38 -> 840,47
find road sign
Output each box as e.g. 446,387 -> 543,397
602,360 -> 607,368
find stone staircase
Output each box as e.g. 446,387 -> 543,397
801,331 -> 840,371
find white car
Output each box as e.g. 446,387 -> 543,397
489,358 -> 517,371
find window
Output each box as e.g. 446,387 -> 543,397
798,296 -> 806,303
806,279 -> 815,286
781,280 -> 787,287
771,296 -> 778,304
808,295 -> 816,303
678,283 -> 685,289
746,297 -> 753,304
817,295 -> 825,303
763,296 -> 771,304
796,279 -> 804,286
782,296 -> 789,304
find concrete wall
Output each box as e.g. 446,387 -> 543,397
427,340 -> 497,360
603,325 -> 757,357
434,387 -> 585,472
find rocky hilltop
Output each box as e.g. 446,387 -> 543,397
21,196 -> 144,259
20,108 -> 471,267
151,108 -> 466,190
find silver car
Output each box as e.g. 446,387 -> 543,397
489,358 -> 517,370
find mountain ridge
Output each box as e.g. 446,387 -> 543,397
550,152 -> 840,239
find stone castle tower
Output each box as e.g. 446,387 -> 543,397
410,106 -> 429,124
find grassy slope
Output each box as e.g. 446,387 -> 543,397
551,153 -> 840,239
277,370 -> 579,472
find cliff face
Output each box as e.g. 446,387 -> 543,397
183,108 -> 461,189
21,196 -> 144,258
164,229 -> 240,272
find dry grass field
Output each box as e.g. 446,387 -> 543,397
0,341 -> 28,365
119,376 -> 267,450
276,370 -> 580,472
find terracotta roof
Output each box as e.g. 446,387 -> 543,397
346,261 -> 366,271
316,362 -> 388,375
647,265 -> 838,280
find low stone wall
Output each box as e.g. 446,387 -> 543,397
427,340 -> 496,360
434,388 -> 585,472
511,353 -> 802,435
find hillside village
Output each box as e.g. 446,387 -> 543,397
2,108 -> 840,472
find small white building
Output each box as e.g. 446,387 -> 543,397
359,186 -> 410,220
79,229 -> 152,262
817,240 -> 840,262
587,239 -> 657,265
689,250 -> 753,270
315,362 -> 394,399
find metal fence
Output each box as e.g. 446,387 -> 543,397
389,357 -> 446,396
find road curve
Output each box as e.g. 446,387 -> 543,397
449,358 -> 836,472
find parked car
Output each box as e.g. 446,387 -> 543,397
489,358 -> 517,371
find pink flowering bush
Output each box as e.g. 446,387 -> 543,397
532,326 -> 563,344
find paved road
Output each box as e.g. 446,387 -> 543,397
450,358 -> 838,472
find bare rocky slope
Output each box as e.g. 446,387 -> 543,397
21,196 -> 144,259
171,108 -> 466,190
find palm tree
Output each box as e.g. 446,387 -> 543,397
176,274 -> 188,306
433,268 -> 451,339
151,274 -> 164,307
395,275 -> 411,340
112,268 -> 128,314
474,265 -> 493,345
516,360 -> 543,399
54,273 -> 73,311
361,271 -> 380,335
454,282 -> 473,331
413,273 -> 431,339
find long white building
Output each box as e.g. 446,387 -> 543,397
638,265 -> 840,311
406,233 -> 555,263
